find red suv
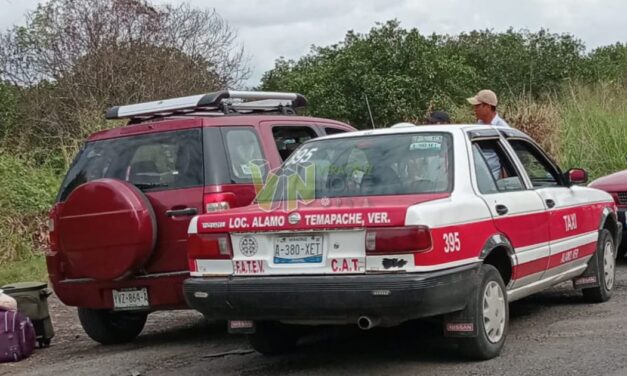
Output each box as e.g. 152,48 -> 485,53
589,169 -> 627,256
46,91 -> 355,344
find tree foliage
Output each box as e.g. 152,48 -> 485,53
261,20 -> 625,128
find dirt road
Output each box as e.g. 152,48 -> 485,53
5,262 -> 627,376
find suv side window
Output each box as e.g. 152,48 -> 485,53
324,127 -> 349,135
272,126 -> 318,161
473,139 -> 525,193
508,139 -> 562,187
223,128 -> 264,181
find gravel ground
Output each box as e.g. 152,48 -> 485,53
4,261 -> 627,376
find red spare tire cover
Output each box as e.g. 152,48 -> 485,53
57,178 -> 157,281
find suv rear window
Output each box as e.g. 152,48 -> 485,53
58,128 -> 203,201
264,132 -> 453,200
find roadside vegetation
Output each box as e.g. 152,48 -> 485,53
0,2 -> 626,284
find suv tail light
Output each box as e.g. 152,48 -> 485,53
365,226 -> 432,255
48,207 -> 59,255
203,192 -> 237,213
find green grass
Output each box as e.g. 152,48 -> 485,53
559,82 -> 627,180
0,256 -> 47,286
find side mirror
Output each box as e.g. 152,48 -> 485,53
567,168 -> 588,185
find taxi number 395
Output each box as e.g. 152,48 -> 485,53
443,232 -> 461,253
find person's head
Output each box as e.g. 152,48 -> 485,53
467,89 -> 498,123
425,111 -> 450,124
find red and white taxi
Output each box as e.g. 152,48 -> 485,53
183,125 -> 621,359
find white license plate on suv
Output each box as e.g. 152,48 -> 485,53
274,234 -> 323,264
112,288 -> 149,310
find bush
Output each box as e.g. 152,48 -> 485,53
0,153 -> 60,264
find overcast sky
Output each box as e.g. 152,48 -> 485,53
2,0 -> 626,87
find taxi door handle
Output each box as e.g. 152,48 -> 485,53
495,204 -> 509,216
546,199 -> 556,208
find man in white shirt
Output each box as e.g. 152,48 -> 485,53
467,89 -> 510,179
467,89 -> 510,127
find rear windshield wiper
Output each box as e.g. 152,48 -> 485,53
134,182 -> 168,190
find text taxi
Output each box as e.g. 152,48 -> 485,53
183,125 -> 621,360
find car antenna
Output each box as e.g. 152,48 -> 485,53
364,94 -> 375,129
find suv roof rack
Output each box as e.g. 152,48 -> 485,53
105,90 -> 308,121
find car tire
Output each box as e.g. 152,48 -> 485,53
78,308 -> 148,345
582,229 -> 616,303
248,321 -> 299,355
459,264 -> 508,360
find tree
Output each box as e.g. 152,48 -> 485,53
262,20 -> 476,128
440,29 -> 585,97
260,22 -> 592,128
0,0 -> 249,159
581,43 -> 627,85
0,82 -> 19,141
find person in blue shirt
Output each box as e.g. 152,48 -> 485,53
467,89 -> 510,179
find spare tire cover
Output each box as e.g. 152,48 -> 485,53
57,178 -> 157,281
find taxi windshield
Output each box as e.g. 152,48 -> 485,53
265,132 -> 453,200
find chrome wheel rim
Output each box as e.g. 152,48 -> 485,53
483,281 -> 506,343
604,240 -> 615,290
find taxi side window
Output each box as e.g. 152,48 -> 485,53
472,144 -> 499,194
508,139 -> 562,188
473,139 -> 525,193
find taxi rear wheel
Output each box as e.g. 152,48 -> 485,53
248,321 -> 299,355
458,264 -> 508,360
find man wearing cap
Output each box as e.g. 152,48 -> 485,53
467,89 -> 509,179
467,89 -> 510,127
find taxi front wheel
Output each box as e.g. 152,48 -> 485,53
582,229 -> 615,303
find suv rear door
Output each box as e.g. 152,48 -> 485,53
56,126 -> 205,276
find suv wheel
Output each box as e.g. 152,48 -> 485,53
78,308 -> 148,345
459,264 -> 508,360
582,229 -> 615,303
248,322 -> 299,355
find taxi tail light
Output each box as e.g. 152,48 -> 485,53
365,226 -> 432,255
187,233 -> 232,261
203,192 -> 237,213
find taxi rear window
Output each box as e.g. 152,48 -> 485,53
264,132 -> 453,200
